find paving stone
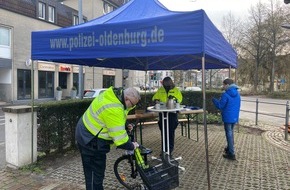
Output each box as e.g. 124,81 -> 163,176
0,123 -> 289,190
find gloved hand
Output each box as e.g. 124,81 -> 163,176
132,142 -> 139,149
127,123 -> 134,132
153,99 -> 160,104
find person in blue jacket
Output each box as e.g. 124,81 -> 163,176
212,78 -> 241,160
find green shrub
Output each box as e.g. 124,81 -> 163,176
36,90 -> 223,156
268,92 -> 290,99
36,99 -> 92,154
56,86 -> 62,91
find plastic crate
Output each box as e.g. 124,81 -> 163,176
137,158 -> 179,190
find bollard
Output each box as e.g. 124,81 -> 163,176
255,98 -> 259,126
285,101 -> 289,141
2,105 -> 37,168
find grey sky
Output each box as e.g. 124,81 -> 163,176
159,0 -> 275,28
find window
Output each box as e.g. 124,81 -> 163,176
59,72 -> 68,89
73,15 -> 86,25
73,73 -> 79,93
103,2 -> 115,14
39,71 -> 54,98
48,6 -> 55,23
0,27 -> 11,59
38,2 -> 46,20
17,69 -> 31,100
0,27 -> 10,46
103,75 -> 115,88
73,15 -> 79,25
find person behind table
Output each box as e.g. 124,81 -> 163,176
152,77 -> 183,155
212,78 -> 241,161
75,87 -> 140,190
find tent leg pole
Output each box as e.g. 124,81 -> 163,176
144,70 -> 147,111
31,60 -> 34,164
202,56 -> 211,190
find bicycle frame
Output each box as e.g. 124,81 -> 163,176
114,125 -> 180,190
114,124 -> 151,190
114,147 -> 150,190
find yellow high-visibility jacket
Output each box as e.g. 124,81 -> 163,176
82,87 -> 130,146
152,86 -> 183,104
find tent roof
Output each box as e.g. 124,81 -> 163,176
31,0 -> 237,70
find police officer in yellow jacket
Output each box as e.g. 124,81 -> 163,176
152,77 -> 182,155
75,87 -> 140,190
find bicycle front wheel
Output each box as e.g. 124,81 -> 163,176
114,155 -> 146,190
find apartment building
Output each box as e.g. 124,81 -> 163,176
0,0 -> 133,103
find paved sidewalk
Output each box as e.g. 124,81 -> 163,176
0,122 -> 289,190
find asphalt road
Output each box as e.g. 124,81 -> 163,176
240,96 -> 289,127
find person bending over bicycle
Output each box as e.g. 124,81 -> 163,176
75,87 -> 140,190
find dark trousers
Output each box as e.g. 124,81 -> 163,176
158,112 -> 178,154
77,137 -> 110,190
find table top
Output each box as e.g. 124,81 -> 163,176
179,108 -> 204,114
147,106 -> 185,113
127,111 -> 158,120
126,107 -> 204,120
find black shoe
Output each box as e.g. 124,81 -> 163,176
223,154 -> 236,160
224,147 -> 229,154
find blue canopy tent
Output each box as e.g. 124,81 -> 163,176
31,0 -> 237,188
31,0 -> 236,70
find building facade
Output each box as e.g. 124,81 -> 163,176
0,0 -> 132,103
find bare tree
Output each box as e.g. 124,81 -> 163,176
221,12 -> 242,48
264,0 -> 288,92
218,13 -> 242,87
239,1 -> 269,92
173,70 -> 183,87
234,0 -> 289,93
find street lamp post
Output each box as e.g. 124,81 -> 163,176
78,0 -> 84,99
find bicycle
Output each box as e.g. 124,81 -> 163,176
114,124 -> 180,190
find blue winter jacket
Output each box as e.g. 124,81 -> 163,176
212,84 -> 241,123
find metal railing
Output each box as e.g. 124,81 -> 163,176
284,102 -> 289,141
240,98 -> 289,141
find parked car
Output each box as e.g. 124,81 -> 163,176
140,85 -> 155,91
83,88 -> 108,98
184,86 -> 202,91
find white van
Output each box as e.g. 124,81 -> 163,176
184,86 -> 202,91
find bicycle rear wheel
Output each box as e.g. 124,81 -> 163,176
114,155 -> 146,190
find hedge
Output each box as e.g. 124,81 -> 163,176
36,90 -> 222,155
